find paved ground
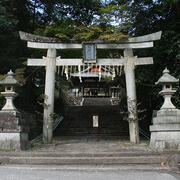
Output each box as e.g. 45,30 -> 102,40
29,136 -> 152,153
0,164 -> 179,180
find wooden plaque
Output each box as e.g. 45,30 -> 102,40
83,43 -> 96,63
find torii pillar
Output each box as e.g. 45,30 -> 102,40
124,48 -> 139,143
43,49 -> 56,143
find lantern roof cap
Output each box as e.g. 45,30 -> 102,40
156,68 -> 179,85
0,70 -> 19,85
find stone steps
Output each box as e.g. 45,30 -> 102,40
55,104 -> 129,136
56,128 -> 128,136
0,152 -> 167,166
83,98 -> 112,106
0,164 -> 172,173
2,157 -> 163,165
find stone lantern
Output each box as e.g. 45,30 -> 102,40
156,68 -> 178,109
150,68 -> 180,151
0,70 -> 19,111
0,70 -> 29,150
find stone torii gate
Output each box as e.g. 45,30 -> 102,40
20,31 -> 162,144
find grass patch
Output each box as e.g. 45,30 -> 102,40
0,148 -> 15,152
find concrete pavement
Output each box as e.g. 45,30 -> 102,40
0,164 -> 179,180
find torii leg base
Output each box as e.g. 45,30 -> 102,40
129,120 -> 140,144
43,117 -> 53,144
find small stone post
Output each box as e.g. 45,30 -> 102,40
124,48 -> 140,144
43,49 -> 56,143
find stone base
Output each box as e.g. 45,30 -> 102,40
0,132 -> 28,150
0,110 -> 30,150
150,109 -> 180,151
150,131 -> 180,151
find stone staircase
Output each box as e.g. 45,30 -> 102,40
83,97 -> 111,106
0,152 -> 164,165
0,151 -> 178,172
55,98 -> 128,136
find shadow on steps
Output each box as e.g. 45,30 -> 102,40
55,102 -> 129,136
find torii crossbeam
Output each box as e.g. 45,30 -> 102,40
20,31 -> 162,144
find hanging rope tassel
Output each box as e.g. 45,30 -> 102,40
61,66 -> 64,76
120,65 -> 123,76
116,66 -> 119,76
70,66 -> 72,77
78,65 -> 82,83
112,66 -> 115,80
104,65 -> 107,72
88,63 -> 90,74
99,65 -> 101,82
65,66 -> 69,80
57,66 -> 60,75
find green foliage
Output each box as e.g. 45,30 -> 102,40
0,6 -> 17,32
73,25 -> 102,40
15,68 -> 26,84
74,24 -> 129,41
35,20 -> 76,40
98,31 -> 129,41
161,0 -> 180,4
0,148 -> 15,152
36,21 -> 129,42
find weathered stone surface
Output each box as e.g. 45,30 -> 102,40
0,111 -> 20,132
0,132 -> 28,150
27,41 -> 153,49
150,109 -> 180,151
156,68 -> 178,84
0,111 -> 30,150
19,31 -> 162,43
28,57 -> 153,67
19,31 -> 61,43
123,49 -> 139,144
150,131 -> 180,150
150,124 -> 180,131
153,109 -> 180,124
43,49 -> 56,143
127,31 -> 162,43
0,70 -> 19,85
28,41 -> 82,49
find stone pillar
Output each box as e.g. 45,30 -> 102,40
43,49 -> 56,143
124,48 -> 139,144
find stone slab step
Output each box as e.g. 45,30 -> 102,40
0,151 -> 164,157
0,155 -> 166,165
83,98 -> 112,106
0,164 -> 170,172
